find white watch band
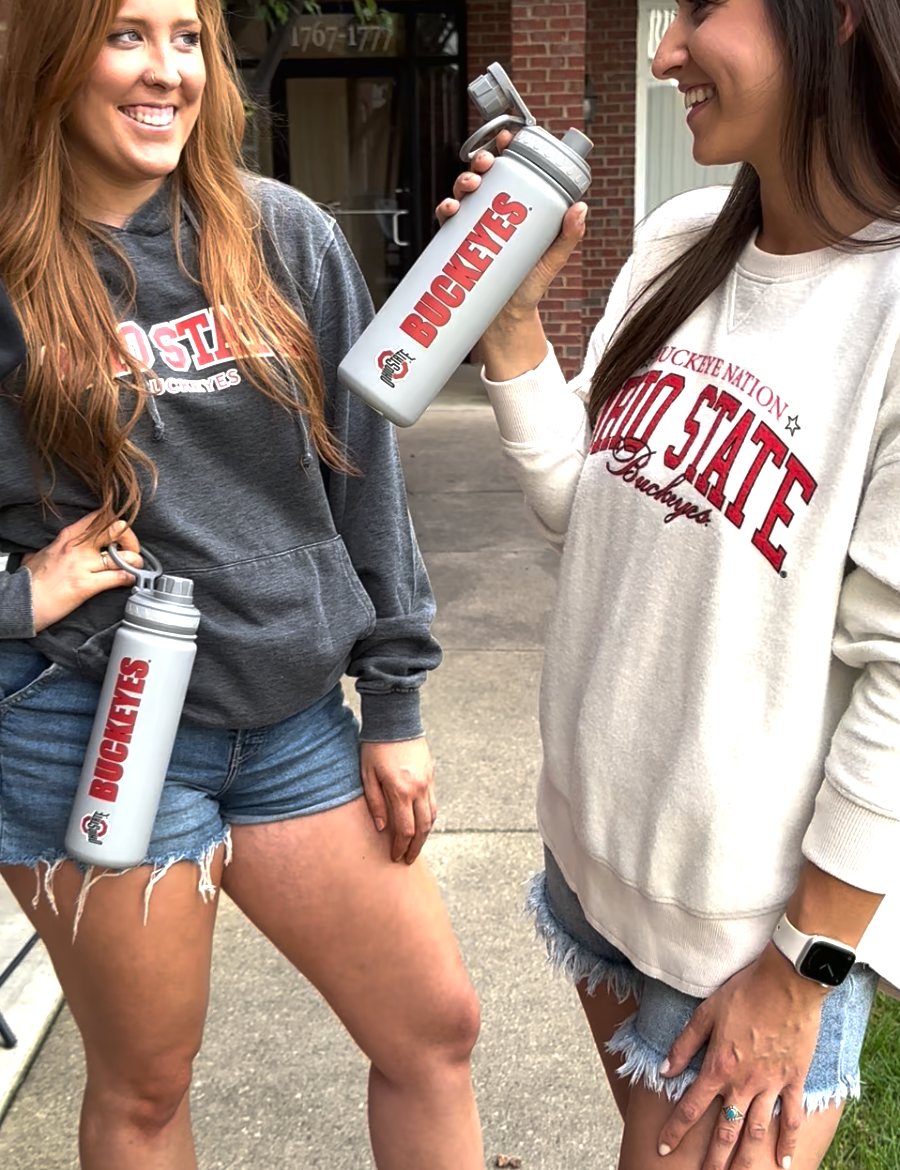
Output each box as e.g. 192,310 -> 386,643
771,912 -> 856,986
771,913 -> 812,966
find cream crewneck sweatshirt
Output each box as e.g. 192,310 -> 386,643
485,188 -> 900,996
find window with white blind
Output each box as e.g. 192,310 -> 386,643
634,1 -> 738,223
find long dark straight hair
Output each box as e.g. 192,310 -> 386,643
588,0 -> 900,427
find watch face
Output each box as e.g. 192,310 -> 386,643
799,942 -> 856,987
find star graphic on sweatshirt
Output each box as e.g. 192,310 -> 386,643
785,415 -> 801,437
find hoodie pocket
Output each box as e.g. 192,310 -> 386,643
171,535 -> 377,727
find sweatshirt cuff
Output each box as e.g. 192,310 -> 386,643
358,688 -> 425,743
802,778 -> 900,894
482,345 -> 579,445
0,569 -> 36,639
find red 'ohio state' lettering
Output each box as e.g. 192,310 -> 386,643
591,362 -> 818,574
86,658 -> 150,804
399,194 -> 529,349
752,453 -> 817,572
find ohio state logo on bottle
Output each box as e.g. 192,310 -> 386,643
80,810 -> 109,845
377,348 -> 415,388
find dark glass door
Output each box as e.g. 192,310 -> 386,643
268,2 -> 466,308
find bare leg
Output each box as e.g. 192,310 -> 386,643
2,853 -> 222,1170
576,978 -> 641,1120
222,796 -> 483,1170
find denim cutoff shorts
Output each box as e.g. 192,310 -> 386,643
528,846 -> 879,1114
0,641 -> 365,882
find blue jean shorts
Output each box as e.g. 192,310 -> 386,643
0,641 -> 364,884
529,846 -> 879,1114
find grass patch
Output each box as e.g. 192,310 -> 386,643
821,992 -> 900,1169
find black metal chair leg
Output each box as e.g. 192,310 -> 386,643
0,1010 -> 16,1049
0,932 -> 40,1049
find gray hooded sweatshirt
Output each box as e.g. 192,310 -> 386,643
0,177 -> 440,740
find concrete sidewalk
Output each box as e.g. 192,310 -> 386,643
0,366 -> 623,1169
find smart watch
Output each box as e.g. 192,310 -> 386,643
771,913 -> 856,988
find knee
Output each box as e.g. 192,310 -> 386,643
415,975 -> 482,1070
91,1056 -> 194,1136
442,978 -> 481,1065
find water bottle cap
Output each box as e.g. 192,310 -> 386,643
460,62 -> 536,161
153,575 -> 195,605
468,63 -> 534,125
505,125 -> 593,201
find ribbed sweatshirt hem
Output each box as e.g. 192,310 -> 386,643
537,777 -> 784,999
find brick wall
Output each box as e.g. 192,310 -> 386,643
466,0 -> 512,135
584,0 -> 637,336
467,0 -> 588,375
466,0 -> 637,375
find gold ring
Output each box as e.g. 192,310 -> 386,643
101,550 -> 109,571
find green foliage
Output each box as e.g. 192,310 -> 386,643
821,993 -> 900,1170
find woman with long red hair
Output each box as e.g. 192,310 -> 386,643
0,1 -> 482,1166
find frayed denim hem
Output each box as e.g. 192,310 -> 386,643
21,826 -> 233,938
607,1015 -> 863,1116
606,1014 -> 696,1104
525,870 -> 643,1005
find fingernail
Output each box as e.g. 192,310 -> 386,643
659,1058 -> 671,1075
782,1159 -> 792,1169
659,1145 -> 671,1157
375,818 -> 385,832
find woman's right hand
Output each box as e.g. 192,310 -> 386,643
22,511 -> 143,633
435,130 -> 588,321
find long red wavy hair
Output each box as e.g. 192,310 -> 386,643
0,0 -> 349,527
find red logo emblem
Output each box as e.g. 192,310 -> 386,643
377,348 -> 415,388
81,811 -> 109,845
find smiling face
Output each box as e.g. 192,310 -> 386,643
64,0 -> 206,224
652,0 -> 786,176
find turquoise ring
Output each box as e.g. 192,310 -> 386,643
722,1105 -> 745,1123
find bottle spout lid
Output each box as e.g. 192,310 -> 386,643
562,128 -> 594,160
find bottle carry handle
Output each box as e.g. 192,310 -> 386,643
459,115 -> 527,162
106,542 -> 163,593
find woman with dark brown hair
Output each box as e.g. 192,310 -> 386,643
443,0 -> 900,1167
0,1 -> 483,1167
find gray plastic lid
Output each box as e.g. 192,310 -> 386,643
505,125 -> 594,202
154,575 -> 195,605
468,63 -> 534,125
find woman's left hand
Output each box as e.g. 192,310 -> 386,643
657,944 -> 828,1170
360,738 -> 437,865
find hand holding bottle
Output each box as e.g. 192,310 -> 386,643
337,63 -> 593,423
436,130 -> 589,322
22,511 -> 143,632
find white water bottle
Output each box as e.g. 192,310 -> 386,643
65,546 -> 200,868
337,63 -> 593,427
